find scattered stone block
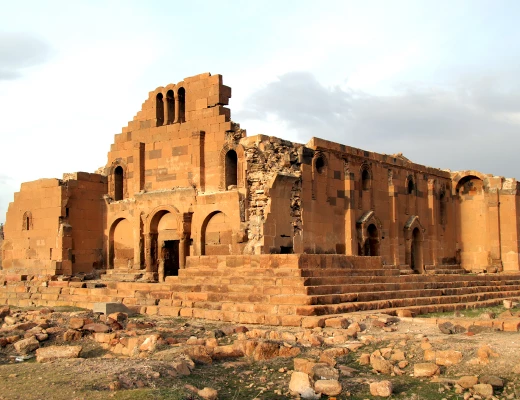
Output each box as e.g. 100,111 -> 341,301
36,345 -> 82,362
314,379 -> 342,396
13,337 -> 39,354
289,371 -> 312,395
370,380 -> 393,397
92,302 -> 133,315
473,383 -> 494,398
414,363 -> 440,377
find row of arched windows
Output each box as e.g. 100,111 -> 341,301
111,148 -> 239,202
156,88 -> 186,127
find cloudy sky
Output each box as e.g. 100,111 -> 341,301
1,0 -> 520,222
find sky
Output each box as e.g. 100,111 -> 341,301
1,0 -> 520,223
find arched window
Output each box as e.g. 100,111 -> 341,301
407,178 -> 415,195
166,90 -> 175,124
315,156 -> 325,174
225,150 -> 238,189
156,93 -> 164,127
114,166 -> 124,201
22,211 -> 32,230
177,87 -> 185,123
361,169 -> 371,190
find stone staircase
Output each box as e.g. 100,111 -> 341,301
1,254 -> 520,326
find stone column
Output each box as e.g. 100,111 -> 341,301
173,97 -> 180,123
144,234 -> 153,275
427,179 -> 438,266
179,235 -> 187,269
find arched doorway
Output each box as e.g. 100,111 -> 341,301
149,210 -> 181,281
110,218 -> 133,269
411,227 -> 423,273
363,224 -> 379,256
201,211 -> 232,255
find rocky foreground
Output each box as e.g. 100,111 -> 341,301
1,303 -> 520,399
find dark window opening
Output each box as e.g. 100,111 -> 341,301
156,93 -> 164,126
280,246 -> 293,254
407,179 -> 415,195
22,211 -> 32,231
114,166 -> 124,201
177,87 -> 186,123
361,169 -> 371,190
439,192 -> 446,225
225,150 -> 238,189
166,90 -> 175,124
315,156 -> 325,174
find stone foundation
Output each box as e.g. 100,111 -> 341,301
2,254 -> 520,326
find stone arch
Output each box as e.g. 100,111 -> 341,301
109,217 -> 133,269
22,211 -> 33,231
356,211 -> 382,256
219,144 -> 245,190
404,215 -> 425,273
108,159 -> 128,201
147,207 -> 182,280
201,211 -> 232,255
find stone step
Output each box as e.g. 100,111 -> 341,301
304,279 -> 520,294
296,289 -> 520,316
303,274 -> 520,286
305,284 -> 520,305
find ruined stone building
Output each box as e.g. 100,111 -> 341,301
2,72 -> 520,286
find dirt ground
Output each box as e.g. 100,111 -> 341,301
1,305 -> 520,400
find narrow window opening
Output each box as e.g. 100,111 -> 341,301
166,90 -> 174,124
65,207 -> 69,218
114,166 -> 124,201
361,169 -> 371,190
22,211 -> 32,231
225,150 -> 238,189
156,93 -> 164,127
177,87 -> 185,123
315,156 -> 325,174
439,192 -> 446,225
407,179 -> 415,195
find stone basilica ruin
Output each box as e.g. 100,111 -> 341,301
1,72 -> 520,326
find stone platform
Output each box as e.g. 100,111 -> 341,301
1,255 -> 520,327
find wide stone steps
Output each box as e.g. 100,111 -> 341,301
295,288 -> 520,316
304,279 -> 520,295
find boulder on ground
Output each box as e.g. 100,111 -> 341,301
414,363 -> 440,377
253,341 -> 279,361
457,375 -> 478,389
370,380 -> 393,397
435,350 -> 463,366
36,345 -> 82,362
473,383 -> 494,398
314,379 -> 342,396
13,337 -> 39,354
197,387 -> 218,400
289,371 -> 312,395
370,354 -> 393,374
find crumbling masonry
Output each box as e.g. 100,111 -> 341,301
2,73 -> 520,326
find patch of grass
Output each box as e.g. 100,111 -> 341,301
420,305 -> 508,319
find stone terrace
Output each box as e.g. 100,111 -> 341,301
1,255 -> 520,326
